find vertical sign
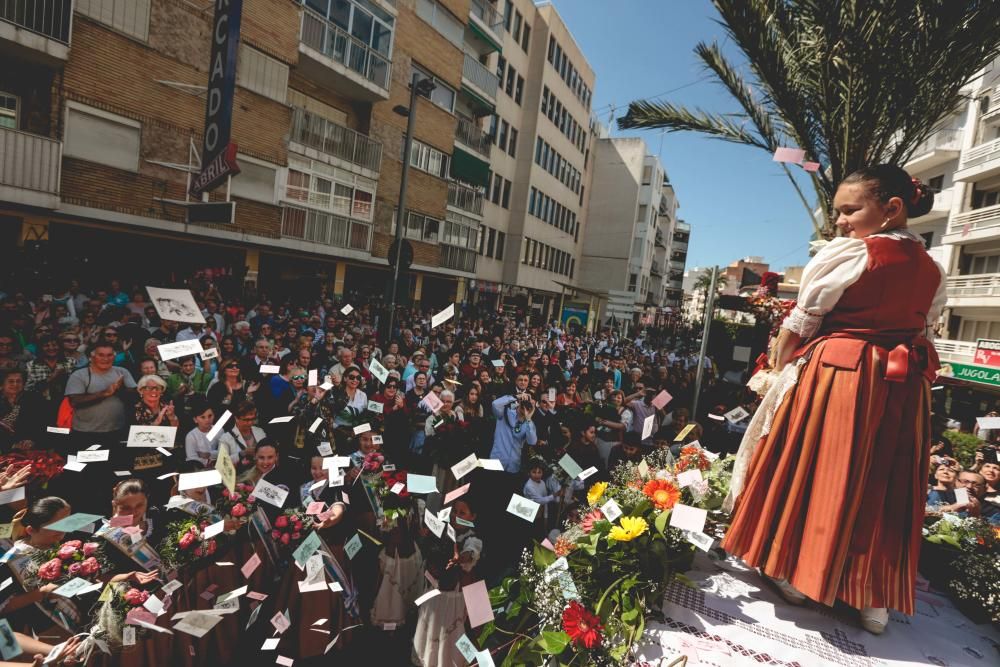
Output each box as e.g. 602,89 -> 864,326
190,0 -> 243,196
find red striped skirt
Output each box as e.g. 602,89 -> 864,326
721,336 -> 930,615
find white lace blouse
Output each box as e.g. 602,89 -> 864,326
781,229 -> 947,340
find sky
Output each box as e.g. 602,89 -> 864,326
549,0 -> 815,272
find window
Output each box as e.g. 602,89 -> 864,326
628,273 -> 638,291
412,64 -> 456,113
285,156 -> 376,221
415,0 -> 463,48
498,120 -> 509,152
523,238 -> 530,264
496,232 -> 505,261
512,11 -> 522,41
569,258 -> 575,279
515,75 -> 524,105
548,36 -> 555,62
0,93 -> 17,129
77,0 -> 150,41
503,0 -> 513,31
487,228 -> 496,257
406,138 -> 450,178
508,127 -> 518,157
642,165 -> 652,185
231,156 -> 277,204
505,66 -> 515,96
496,56 -> 506,84
541,86 -> 549,115
403,211 -> 441,243
928,175 -> 944,192
64,103 -> 141,172
529,187 -> 537,214
306,0 -> 395,58
521,24 -> 531,52
238,45 -> 289,103
501,178 -> 512,209
479,226 -> 487,254
492,174 -> 502,204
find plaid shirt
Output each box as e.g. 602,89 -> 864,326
25,358 -> 76,396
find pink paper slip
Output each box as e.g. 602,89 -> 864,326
651,390 -> 672,410
241,553 -> 261,579
773,146 -> 805,164
462,580 -> 494,628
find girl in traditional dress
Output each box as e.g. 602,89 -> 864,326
722,165 -> 945,634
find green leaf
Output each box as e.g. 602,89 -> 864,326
655,509 -> 671,536
630,499 -> 652,517
536,630 -> 570,655
609,643 -> 630,661
533,543 -> 556,569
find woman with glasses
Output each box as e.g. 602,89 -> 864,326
59,333 -> 87,370
206,360 -> 256,416
126,374 -> 178,483
217,400 -> 265,470
0,369 -> 46,453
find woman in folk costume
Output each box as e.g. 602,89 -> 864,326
722,164 -> 945,635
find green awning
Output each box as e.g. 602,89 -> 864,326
460,84 -> 495,115
450,146 -> 490,188
468,21 -> 502,54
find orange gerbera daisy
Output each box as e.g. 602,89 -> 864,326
642,478 -> 680,510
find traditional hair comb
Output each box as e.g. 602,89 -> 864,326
910,177 -> 923,205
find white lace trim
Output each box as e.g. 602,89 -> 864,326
723,358 -> 804,513
781,305 -> 823,339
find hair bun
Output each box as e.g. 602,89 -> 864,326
907,179 -> 934,218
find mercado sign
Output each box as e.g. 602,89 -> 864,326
973,339 -> 1000,368
939,361 -> 1000,389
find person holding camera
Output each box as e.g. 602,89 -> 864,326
489,383 -> 538,474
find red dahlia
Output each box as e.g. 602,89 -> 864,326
562,601 -> 603,648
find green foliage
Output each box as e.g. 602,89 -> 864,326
944,430 -> 982,469
619,0 -> 1000,239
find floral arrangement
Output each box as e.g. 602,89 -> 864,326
746,293 -> 795,336
351,451 -> 411,527
91,583 -> 157,648
158,517 -> 219,569
923,516 -> 998,552
0,450 -> 65,485
481,448 -> 734,665
32,539 -> 108,583
945,552 -> 1000,626
921,516 -> 1000,626
215,482 -> 258,525
271,510 -> 311,549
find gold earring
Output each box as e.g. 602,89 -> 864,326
879,218 -> 890,230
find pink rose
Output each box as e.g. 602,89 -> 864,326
78,557 -> 100,578
230,503 -> 247,518
271,530 -> 281,540
178,533 -> 195,550
63,540 -> 82,549
206,541 -> 216,555
57,544 -> 78,560
291,532 -> 301,541
194,546 -> 204,557
229,492 -> 241,502
274,515 -> 288,529
247,495 -> 256,503
82,542 -> 99,557
37,558 -> 63,581
140,591 -> 151,604
67,562 -> 82,577
123,588 -> 145,606
280,533 -> 290,545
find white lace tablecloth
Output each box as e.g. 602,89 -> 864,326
634,552 -> 999,667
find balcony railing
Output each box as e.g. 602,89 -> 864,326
1,0 -> 72,43
300,8 -> 391,92
911,129 -> 962,157
469,0 -> 503,32
447,180 -> 484,216
462,53 -> 498,99
0,127 -> 61,197
290,107 -> 382,173
935,339 -> 977,364
455,116 -> 491,157
948,203 -> 1000,236
441,244 -> 477,272
675,221 -> 690,233
281,204 -> 371,252
960,137 -> 1000,171
947,273 -> 1000,299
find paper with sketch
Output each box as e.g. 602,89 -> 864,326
156,339 -> 204,362
127,425 -> 176,448
146,287 -> 205,324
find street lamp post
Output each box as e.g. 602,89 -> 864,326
386,76 -> 436,342
692,266 -> 718,419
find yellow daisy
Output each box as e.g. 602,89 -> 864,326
586,481 -> 608,506
608,516 -> 648,542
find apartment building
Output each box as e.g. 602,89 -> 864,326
463,0 -> 596,323
0,0 -> 504,309
578,137 -> 684,328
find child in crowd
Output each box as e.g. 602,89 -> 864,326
184,400 -> 216,466
522,458 -> 561,539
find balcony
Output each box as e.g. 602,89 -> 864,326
650,263 -> 662,277
913,186 -> 953,223
455,116 -> 491,158
466,0 -> 503,54
0,127 -> 61,209
298,8 -> 391,101
946,273 -> 1000,307
904,129 -> 962,173
955,137 -> 1000,183
654,231 -> 666,249
672,239 -> 688,253
441,244 -> 478,273
671,250 -> 687,263
461,53 -> 498,106
935,339 -> 977,366
447,180 -> 484,217
0,0 -> 71,63
944,203 -> 1000,245
281,204 -> 372,252
289,107 -> 382,177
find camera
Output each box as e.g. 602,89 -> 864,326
979,447 -> 999,464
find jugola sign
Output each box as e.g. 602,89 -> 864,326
191,0 -> 242,196
940,361 -> 1000,388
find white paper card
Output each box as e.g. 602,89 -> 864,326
76,449 -> 109,463
669,504 -> 708,534
178,470 -> 222,491
423,508 -> 445,537
156,339 -> 205,362
600,498 -> 623,522
317,442 -> 333,456
0,486 -> 25,505
202,519 -> 225,539
259,364 -> 281,374
146,287 -> 205,324
431,303 -> 455,329
724,406 -> 750,423
414,589 -> 441,606
367,400 -> 384,414
308,418 -> 323,434
677,469 -> 703,488
478,459 -> 504,471
368,359 -> 389,384
506,494 -> 540,523
642,414 -> 655,440
205,410 -> 231,442
253,477 -> 289,508
578,466 -> 598,481
954,487 -> 970,506
352,423 -> 371,435
340,304 -> 353,315
450,453 -> 479,480
126,425 -> 177,448
976,416 -> 1000,429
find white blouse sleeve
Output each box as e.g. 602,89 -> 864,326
781,237 -> 868,339
926,261 -> 947,340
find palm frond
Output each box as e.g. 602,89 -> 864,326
618,100 -> 771,151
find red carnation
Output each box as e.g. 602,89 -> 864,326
274,515 -> 289,529
562,601 -> 603,649
280,533 -> 291,545
178,532 -> 196,550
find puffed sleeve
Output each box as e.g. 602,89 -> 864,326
926,260 -> 947,340
781,237 -> 868,339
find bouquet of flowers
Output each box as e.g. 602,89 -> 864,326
91,583 -> 158,649
32,539 -> 108,583
923,516 -> 999,552
158,517 -> 219,569
270,509 -> 311,550
215,482 -> 258,526
0,450 -> 65,485
673,444 -> 713,475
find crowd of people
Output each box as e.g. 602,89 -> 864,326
0,275 -> 748,666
